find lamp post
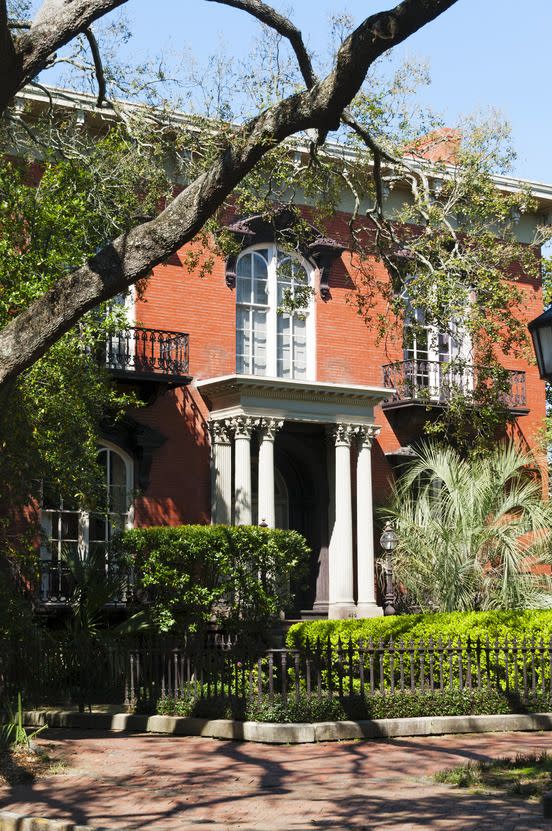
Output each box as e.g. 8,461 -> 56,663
528,306 -> 552,381
380,522 -> 398,616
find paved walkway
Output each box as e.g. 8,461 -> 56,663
2,729 -> 552,829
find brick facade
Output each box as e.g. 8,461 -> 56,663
128,210 -> 546,534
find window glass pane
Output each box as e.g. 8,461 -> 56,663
236,276 -> 251,303
89,513 -> 107,542
252,253 -> 268,304
237,253 -> 252,278
60,512 -> 79,540
294,263 -> 308,285
110,452 -> 126,488
109,451 -> 128,513
89,541 -> 108,560
254,278 -> 268,305
252,309 -> 267,374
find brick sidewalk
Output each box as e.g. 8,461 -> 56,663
2,729 -> 552,830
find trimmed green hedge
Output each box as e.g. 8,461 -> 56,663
155,688 -> 550,722
120,524 -> 309,632
286,610 -> 552,649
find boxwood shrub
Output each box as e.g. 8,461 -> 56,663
155,688 -> 551,722
286,610 -> 552,650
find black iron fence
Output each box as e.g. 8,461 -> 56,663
127,635 -> 552,708
382,360 -> 527,411
3,634 -> 552,711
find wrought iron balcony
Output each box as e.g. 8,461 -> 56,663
382,360 -> 527,413
101,327 -> 190,384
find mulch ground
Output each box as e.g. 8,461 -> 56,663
0,745 -> 56,786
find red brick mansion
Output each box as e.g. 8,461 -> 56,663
33,88 -> 550,620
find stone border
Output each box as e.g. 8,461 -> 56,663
0,812 -> 104,831
22,710 -> 552,744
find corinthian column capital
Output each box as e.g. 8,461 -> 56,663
209,419 -> 232,445
330,423 -> 355,447
355,424 -> 382,449
230,416 -> 255,440
258,418 -> 283,443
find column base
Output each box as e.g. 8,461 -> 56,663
327,602 -> 357,620
355,602 -> 383,619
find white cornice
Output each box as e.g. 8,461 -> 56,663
12,85 -> 552,210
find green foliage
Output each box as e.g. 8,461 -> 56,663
0,121 -> 174,611
155,687 -> 549,723
435,752 -> 552,799
287,610 -> 552,651
0,693 -> 46,748
380,442 -> 552,612
120,524 -> 310,633
422,362 -> 517,453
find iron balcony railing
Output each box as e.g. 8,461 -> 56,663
382,359 -> 527,411
100,326 -> 190,382
39,560 -> 129,605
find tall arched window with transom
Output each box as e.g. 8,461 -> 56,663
40,442 -> 133,603
236,245 -> 315,380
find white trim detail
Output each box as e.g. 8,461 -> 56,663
236,243 -> 316,382
197,374 -> 392,425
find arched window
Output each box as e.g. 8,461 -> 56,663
89,445 -> 133,560
236,245 -> 315,380
40,443 -> 133,602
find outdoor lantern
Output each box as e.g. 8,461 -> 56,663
528,306 -> 552,380
380,522 -> 399,553
380,522 -> 398,616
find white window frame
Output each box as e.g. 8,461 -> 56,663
106,289 -> 136,370
39,442 -> 134,600
236,243 -> 316,381
404,305 -> 472,401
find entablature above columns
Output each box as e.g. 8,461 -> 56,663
197,374 -> 393,426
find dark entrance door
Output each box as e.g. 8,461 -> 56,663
274,424 -> 328,616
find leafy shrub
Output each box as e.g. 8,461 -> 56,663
120,525 -> 309,632
288,611 -> 552,695
287,610 -> 552,650
155,687 -> 551,722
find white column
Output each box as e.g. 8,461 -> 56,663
356,425 -> 383,618
258,418 -> 283,528
328,423 -> 356,619
210,420 -> 233,525
233,416 -> 254,525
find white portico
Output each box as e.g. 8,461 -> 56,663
196,374 -> 391,619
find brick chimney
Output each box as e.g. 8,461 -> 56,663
405,128 -> 461,164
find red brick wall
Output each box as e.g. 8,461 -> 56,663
129,216 -> 546,526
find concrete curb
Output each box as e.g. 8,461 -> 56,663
0,812 -> 106,831
22,710 -> 552,744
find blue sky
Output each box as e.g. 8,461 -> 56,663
47,0 -> 552,183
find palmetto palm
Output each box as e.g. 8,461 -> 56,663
382,443 -> 552,612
